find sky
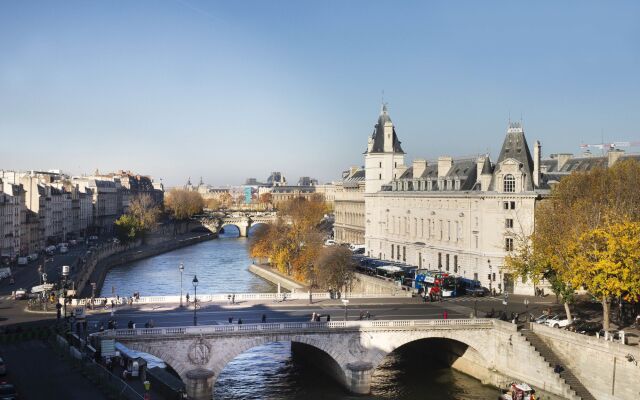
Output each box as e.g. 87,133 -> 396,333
1,1 -> 639,186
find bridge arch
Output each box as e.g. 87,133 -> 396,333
218,223 -> 242,238
125,342 -> 191,384
367,329 -> 495,386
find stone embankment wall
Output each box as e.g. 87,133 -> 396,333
532,322 -> 640,400
77,233 -> 214,298
248,264 -> 306,292
348,273 -> 410,296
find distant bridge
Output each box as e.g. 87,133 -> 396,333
198,212 -> 278,237
94,319 -> 581,400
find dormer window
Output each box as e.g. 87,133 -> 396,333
503,174 -> 515,193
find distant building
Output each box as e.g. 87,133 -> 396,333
333,167 -> 365,244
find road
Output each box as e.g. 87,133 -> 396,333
85,293 -> 560,332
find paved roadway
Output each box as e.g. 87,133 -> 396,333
85,294 -> 560,332
0,244 -> 88,326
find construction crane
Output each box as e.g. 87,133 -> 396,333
580,141 -> 640,151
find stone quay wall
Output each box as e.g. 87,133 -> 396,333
248,264 -> 307,292
531,322 -> 640,400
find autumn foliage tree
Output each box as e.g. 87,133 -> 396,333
114,194 -> 160,243
505,159 -> 640,329
164,188 -> 204,220
249,195 -> 330,283
315,246 -> 356,292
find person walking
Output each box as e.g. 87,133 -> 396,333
311,312 -> 316,322
443,310 -> 448,320
232,294 -> 236,305
186,292 -> 190,305
261,314 -> 267,323
326,314 -> 331,322
238,318 -> 243,325
228,317 -> 233,324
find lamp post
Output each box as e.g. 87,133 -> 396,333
487,259 -> 493,296
342,299 -> 349,321
192,275 -> 199,326
179,262 -> 184,307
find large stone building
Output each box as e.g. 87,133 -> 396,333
0,181 -> 23,260
359,105 -> 640,295
332,167 -> 365,244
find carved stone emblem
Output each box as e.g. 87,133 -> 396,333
348,334 -> 370,357
188,337 -> 211,366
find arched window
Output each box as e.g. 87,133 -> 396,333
503,174 -> 515,193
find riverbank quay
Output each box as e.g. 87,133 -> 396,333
81,232 -> 214,298
248,263 -> 411,296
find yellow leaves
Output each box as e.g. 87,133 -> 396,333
165,189 -> 204,220
567,221 -> 640,300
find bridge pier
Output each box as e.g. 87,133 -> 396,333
345,361 -> 374,394
185,368 -> 215,400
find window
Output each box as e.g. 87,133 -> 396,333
505,237 -> 514,252
438,252 -> 442,268
454,255 -> 458,273
403,246 -> 406,262
474,235 -> 478,249
510,201 -> 516,209
503,201 -> 516,210
446,254 -> 450,271
379,162 -> 382,168
474,272 -> 478,281
505,218 -> 514,228
391,245 -> 394,259
397,245 -> 401,260
379,174 -> 382,180
492,273 -> 496,281
503,202 -> 509,210
503,174 -> 515,192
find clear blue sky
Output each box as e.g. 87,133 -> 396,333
1,1 -> 639,186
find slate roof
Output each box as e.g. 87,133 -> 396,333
490,122 -> 535,191
367,105 -> 404,154
395,159 -> 477,191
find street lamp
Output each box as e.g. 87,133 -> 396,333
342,299 -> 349,321
487,259 -> 493,296
179,262 -> 184,307
192,275 -> 199,326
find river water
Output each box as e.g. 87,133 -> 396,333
101,228 -> 500,399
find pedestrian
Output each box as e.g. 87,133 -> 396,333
232,294 -> 235,305
227,294 -> 231,304
9,275 -> 14,285
326,314 -> 331,322
228,317 -> 233,324
186,293 -> 190,304
311,312 -> 316,322
359,311 -> 364,320
315,314 -> 321,322
128,320 -> 134,329
261,314 -> 266,323
443,310 -> 448,320
366,311 -> 371,320
238,318 -> 243,325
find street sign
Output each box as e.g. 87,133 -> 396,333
31,283 -> 54,293
73,306 -> 86,320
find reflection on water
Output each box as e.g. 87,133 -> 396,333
215,342 -> 500,400
100,227 -> 275,297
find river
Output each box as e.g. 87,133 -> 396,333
101,227 -> 500,399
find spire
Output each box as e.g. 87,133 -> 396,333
366,104 -> 404,154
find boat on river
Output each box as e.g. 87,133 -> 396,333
499,382 -> 535,400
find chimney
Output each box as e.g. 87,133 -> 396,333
533,140 -> 541,187
476,157 -> 485,182
556,153 -> 573,171
608,149 -> 624,166
438,156 -> 453,178
413,159 -> 427,178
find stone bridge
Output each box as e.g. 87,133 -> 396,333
198,212 -> 278,237
94,319 -> 582,400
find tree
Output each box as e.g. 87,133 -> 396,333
205,198 -> 221,210
315,246 -> 356,293
567,222 -> 640,330
114,214 -> 140,243
220,192 -> 232,207
164,189 -> 204,220
128,194 -> 160,232
259,192 -> 272,205
249,196 -> 330,282
506,159 -> 640,328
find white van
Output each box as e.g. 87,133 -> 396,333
17,257 -> 28,266
59,246 -> 69,254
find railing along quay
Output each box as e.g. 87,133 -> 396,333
69,291 -> 412,306
93,318 -> 495,338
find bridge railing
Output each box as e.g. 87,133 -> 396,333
94,319 -> 495,339
69,291 -> 411,306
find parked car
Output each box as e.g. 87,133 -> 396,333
533,314 -> 551,324
88,235 -> 99,241
324,240 -> 337,246
566,320 -> 602,335
45,245 -> 56,255
545,314 -> 574,328
59,246 -> 68,254
16,257 -> 28,266
0,357 -> 6,376
68,239 -> 77,246
0,382 -> 17,400
56,242 -> 69,249
27,253 -> 38,262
